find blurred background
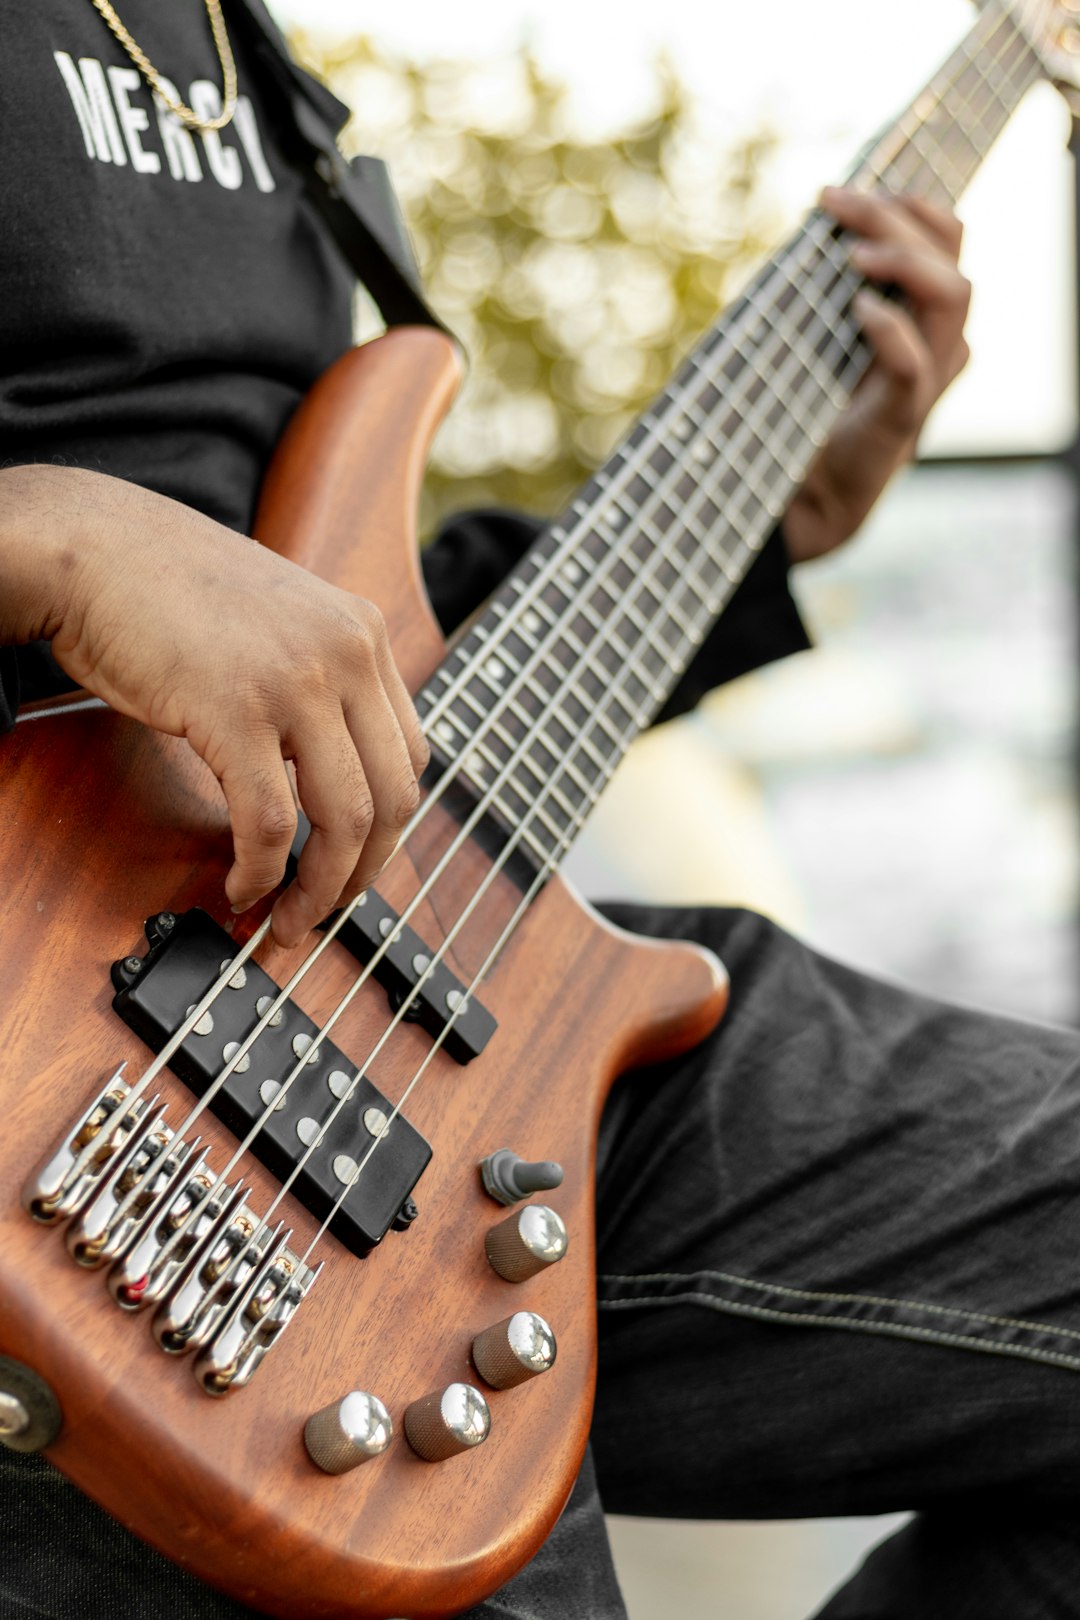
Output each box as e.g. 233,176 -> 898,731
268,1 -> 1079,1613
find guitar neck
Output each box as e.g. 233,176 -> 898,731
415,1 -> 1044,875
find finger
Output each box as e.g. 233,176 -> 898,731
895,194 -> 964,258
271,717 -> 376,948
853,289 -> 928,395
850,239 -> 972,316
216,740 -> 299,914
820,185 -> 956,258
338,685 -> 422,903
373,633 -> 430,780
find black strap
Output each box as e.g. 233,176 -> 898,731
233,0 -> 449,335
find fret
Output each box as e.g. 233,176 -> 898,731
505,673 -> 612,793
903,111 -> 964,202
446,720 -> 579,855
414,2 -> 1048,879
742,294 -> 850,416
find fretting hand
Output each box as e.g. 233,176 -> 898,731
782,186 -> 972,563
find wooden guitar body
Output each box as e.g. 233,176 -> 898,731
0,328 -> 727,1618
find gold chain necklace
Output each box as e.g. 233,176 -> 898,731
86,0 -> 239,134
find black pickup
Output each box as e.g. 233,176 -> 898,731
111,910 -> 431,1259
288,814 -> 498,1064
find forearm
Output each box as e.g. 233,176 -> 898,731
0,464 -> 95,647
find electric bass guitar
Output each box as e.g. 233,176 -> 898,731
1,3 -> 1075,1614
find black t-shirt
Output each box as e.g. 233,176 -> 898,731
1,0 -> 354,532
0,0 -> 808,732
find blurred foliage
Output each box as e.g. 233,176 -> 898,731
290,32 -> 780,535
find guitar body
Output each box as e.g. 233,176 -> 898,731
0,328 -> 728,1618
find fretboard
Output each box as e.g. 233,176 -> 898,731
416,1 -> 1044,875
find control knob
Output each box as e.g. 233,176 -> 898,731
485,1204 -> 568,1283
472,1311 -> 557,1389
404,1382 -> 490,1462
304,1391 -> 393,1474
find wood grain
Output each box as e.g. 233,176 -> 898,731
0,328 -> 728,1617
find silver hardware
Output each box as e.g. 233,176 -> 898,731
327,1069 -> 352,1100
485,1204 -> 568,1283
64,1099 -> 169,1267
363,1107 -> 389,1139
304,1391 -> 393,1474
85,1131 -> 203,1275
185,1004 -> 214,1036
192,1224 -> 307,1396
332,1153 -> 359,1187
292,1033 -> 319,1064
0,1392 -> 29,1440
296,1117 -> 320,1147
0,1357 -> 62,1454
254,995 -> 284,1027
446,989 -> 467,1013
259,1080 -> 286,1112
106,1145 -> 213,1306
221,1041 -> 250,1074
472,1311 -> 557,1390
24,1081 -> 320,1395
22,1067 -> 132,1223
152,1181 -> 255,1351
411,952 -> 431,974
219,959 -> 247,990
404,1382 -> 490,1462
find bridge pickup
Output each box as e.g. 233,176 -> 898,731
324,895 -> 497,1064
111,910 -> 431,1259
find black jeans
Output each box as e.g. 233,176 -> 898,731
6,907 -> 1080,1619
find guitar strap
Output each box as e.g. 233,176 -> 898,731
232,0 -> 450,337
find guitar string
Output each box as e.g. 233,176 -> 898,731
150,232 -> 880,1240
111,199 -> 874,1164
287,6 -> 1042,1257
295,5 -> 1044,1265
115,1 -> 1030,1183
195,8 -> 1039,1276
115,8 -> 1037,1312
83,7 -> 1031,1211
410,0 -> 1029,737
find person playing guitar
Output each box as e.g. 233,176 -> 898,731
2,3 -> 1078,1618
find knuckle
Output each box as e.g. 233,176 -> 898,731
251,798 -> 297,850
354,596 -> 388,646
344,793 -> 376,843
391,774 -> 421,827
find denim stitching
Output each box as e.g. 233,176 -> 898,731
597,1267 -> 1080,1343
596,1290 -> 1080,1372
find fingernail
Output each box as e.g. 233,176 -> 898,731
853,287 -> 886,314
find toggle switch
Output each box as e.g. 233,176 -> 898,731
480,1149 -> 564,1207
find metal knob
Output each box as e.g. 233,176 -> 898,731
404,1382 -> 490,1462
473,1311 -> 557,1390
485,1204 -> 568,1283
304,1391 -> 393,1474
0,1392 -> 30,1445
